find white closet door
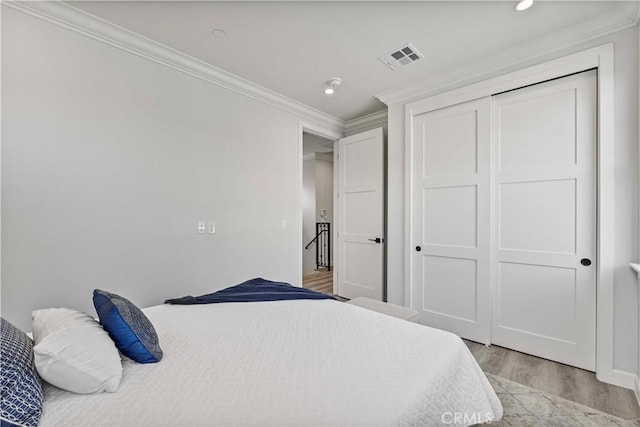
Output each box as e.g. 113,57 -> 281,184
491,70 -> 597,371
412,98 -> 491,344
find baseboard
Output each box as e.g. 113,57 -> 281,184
634,375 -> 640,407
608,369 -> 638,390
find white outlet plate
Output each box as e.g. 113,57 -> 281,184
281,220 -> 287,230
197,221 -> 206,234
208,222 -> 216,234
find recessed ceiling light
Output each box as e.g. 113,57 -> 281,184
324,77 -> 341,95
514,0 -> 533,11
212,29 -> 226,38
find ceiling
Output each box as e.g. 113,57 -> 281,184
68,1 -> 631,121
303,133 -> 334,156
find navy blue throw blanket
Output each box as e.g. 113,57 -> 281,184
165,278 -> 335,305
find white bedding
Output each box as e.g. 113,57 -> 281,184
39,299 -> 502,426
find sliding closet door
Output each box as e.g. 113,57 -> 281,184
411,98 -> 491,344
491,70 -> 597,371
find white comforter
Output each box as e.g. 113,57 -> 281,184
39,299 -> 502,426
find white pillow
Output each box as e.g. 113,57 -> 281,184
32,308 -> 123,394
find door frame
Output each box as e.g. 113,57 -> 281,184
404,44 -> 620,386
298,121 -> 343,288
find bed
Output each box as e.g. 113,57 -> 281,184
36,297 -> 502,426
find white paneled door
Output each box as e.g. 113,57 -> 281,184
411,70 -> 597,370
491,71 -> 596,371
412,98 -> 491,344
337,128 -> 384,300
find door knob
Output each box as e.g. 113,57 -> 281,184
415,246 -> 422,252
580,258 -> 592,266
368,237 -> 383,244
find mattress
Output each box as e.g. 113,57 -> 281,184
39,299 -> 502,426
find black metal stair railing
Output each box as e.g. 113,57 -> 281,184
304,222 -> 331,271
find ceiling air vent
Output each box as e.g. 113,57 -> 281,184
379,43 -> 424,71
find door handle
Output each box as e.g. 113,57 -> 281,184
580,258 -> 592,266
415,246 -> 422,252
368,238 -> 383,243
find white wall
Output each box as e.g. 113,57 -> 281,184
387,105 -> 405,306
637,24 -> 640,401
314,156 -> 333,224
386,26 -> 639,377
1,7 -> 309,331
302,158 -> 316,275
609,25 -> 640,379
301,152 -> 333,274
314,154 -> 333,266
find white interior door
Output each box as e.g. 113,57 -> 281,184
411,98 -> 491,344
491,70 -> 597,371
336,128 -> 384,300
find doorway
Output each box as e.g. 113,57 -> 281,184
298,125 -> 386,302
302,132 -> 335,295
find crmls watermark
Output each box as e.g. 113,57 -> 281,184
441,411 -> 494,425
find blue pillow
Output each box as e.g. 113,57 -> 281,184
93,290 -> 162,364
0,318 -> 43,427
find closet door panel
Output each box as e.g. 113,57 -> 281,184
411,98 -> 491,344
491,70 -> 597,371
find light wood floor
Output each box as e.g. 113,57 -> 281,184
303,269 -> 348,302
303,269 -> 333,294
465,340 -> 640,420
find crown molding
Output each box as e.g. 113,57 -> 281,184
376,2 -> 640,106
344,110 -> 388,135
302,152 -> 333,162
4,0 -> 345,133
315,153 -> 334,162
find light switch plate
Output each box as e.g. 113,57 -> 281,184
208,222 -> 216,234
197,221 -> 206,234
